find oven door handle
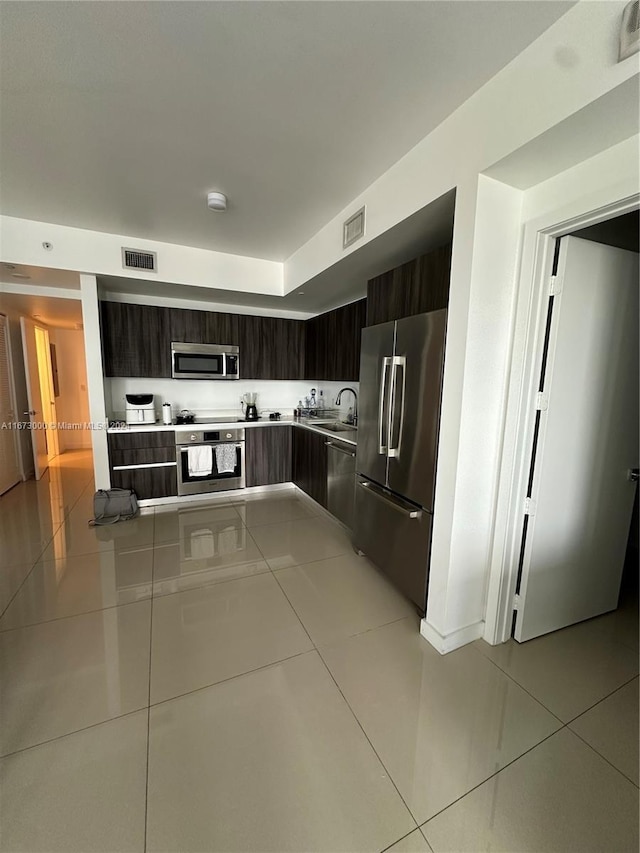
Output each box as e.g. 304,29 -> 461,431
179,443 -> 243,451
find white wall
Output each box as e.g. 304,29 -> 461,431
421,176 -> 524,651
0,216 -> 283,297
80,275 -> 110,489
483,135 -> 640,646
285,2 -> 636,292
50,329 -> 91,450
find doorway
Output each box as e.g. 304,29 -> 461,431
512,221 -> 638,641
0,313 -> 22,494
0,291 -> 93,482
487,202 -> 640,646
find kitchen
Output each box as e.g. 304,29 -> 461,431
0,2 -> 637,850
100,239 -> 452,614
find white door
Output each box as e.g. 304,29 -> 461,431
35,325 -> 59,461
515,236 -> 639,642
0,314 -> 21,494
20,317 -> 49,479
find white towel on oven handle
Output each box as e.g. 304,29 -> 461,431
215,443 -> 237,474
187,446 -> 213,477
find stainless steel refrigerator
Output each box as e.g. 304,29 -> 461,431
354,310 -> 447,612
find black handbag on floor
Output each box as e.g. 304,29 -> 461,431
89,488 -> 139,525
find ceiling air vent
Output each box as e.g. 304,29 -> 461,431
343,206 -> 366,249
121,247 -> 157,272
620,0 -> 640,60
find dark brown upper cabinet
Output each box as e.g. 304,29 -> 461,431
169,308 -> 239,346
305,298 -> 366,382
239,315 -> 305,380
366,243 -> 452,327
101,301 -> 172,378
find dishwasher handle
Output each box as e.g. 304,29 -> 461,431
325,441 -> 356,458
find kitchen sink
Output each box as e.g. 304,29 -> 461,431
320,422 -> 357,433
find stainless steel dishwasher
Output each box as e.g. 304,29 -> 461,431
325,438 -> 357,529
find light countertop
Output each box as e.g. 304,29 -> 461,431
107,416 -> 358,446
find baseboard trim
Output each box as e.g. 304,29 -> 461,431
419,618 -> 485,655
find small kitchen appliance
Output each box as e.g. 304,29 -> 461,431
125,394 -> 157,425
176,409 -> 195,425
241,393 -> 258,421
171,342 -> 239,380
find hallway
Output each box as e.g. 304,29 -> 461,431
0,453 -> 637,852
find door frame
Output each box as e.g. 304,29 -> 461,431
0,312 -> 25,487
484,190 -> 640,646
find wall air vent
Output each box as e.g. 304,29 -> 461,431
121,247 -> 157,272
620,0 -> 640,61
343,206 -> 366,249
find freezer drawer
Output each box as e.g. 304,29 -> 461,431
326,439 -> 356,529
353,475 -> 432,612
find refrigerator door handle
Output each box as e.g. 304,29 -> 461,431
388,355 -> 406,459
358,480 -> 422,519
378,356 -> 392,454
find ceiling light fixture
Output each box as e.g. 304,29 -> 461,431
207,191 -> 227,211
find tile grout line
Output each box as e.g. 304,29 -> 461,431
378,827 -> 424,853
0,648 -> 316,763
467,643 -> 566,725
149,649 -> 316,710
268,561 -> 421,833
473,641 -> 640,730
418,725 -> 565,834
0,707 -> 147,761
0,596 -> 153,634
569,723 -> 640,790
313,642 -> 420,831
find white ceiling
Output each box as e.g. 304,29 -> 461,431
100,189 -> 456,315
0,1 -> 572,262
0,291 -> 83,330
0,264 -> 80,289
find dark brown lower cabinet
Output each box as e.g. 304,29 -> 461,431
292,426 -> 327,508
245,426 -> 292,487
110,466 -> 177,501
108,431 -> 177,500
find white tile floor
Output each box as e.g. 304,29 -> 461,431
0,451 -> 638,852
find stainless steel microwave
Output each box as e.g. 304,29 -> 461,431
171,342 -> 240,380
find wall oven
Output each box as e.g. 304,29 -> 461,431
176,429 -> 245,495
171,342 -> 240,380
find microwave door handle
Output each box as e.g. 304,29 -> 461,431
378,357 -> 391,454
388,356 -> 406,459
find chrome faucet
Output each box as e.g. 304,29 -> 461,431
335,387 -> 358,425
